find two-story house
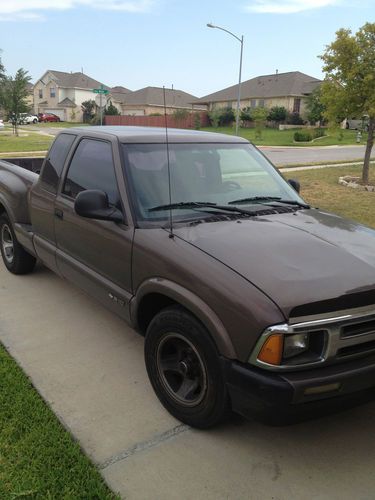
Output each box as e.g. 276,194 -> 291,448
33,70 -> 109,122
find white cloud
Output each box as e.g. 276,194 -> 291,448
245,0 -> 340,14
0,0 -> 154,21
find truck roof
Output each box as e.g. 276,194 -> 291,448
65,126 -> 249,144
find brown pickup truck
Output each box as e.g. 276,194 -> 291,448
1,126 -> 375,428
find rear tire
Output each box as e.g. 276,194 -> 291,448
145,306 -> 230,428
0,214 -> 36,274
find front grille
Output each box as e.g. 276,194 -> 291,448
341,319 -> 375,338
292,307 -> 375,364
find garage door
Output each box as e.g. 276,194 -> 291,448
45,109 -> 65,121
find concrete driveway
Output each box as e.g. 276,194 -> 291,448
1,263 -> 375,499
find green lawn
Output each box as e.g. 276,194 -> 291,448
0,344 -> 117,499
36,122 -> 89,129
201,126 -> 367,147
286,164 -> 375,228
0,131 -> 53,153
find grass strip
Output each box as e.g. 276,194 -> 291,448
0,343 -> 118,499
290,164 -> 375,229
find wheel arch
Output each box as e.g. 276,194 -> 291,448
131,278 -> 237,359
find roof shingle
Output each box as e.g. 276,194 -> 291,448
194,71 -> 322,104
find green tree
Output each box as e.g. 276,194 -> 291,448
0,68 -> 31,136
81,99 -> 96,122
0,51 -> 5,80
319,22 -> 375,184
251,107 -> 268,140
104,100 -> 120,116
267,106 -> 287,124
306,87 -> 326,125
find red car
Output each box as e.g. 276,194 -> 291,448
38,113 -> 61,123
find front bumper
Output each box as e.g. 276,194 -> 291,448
222,353 -> 375,421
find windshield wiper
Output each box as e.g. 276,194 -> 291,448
228,197 -> 310,209
149,201 -> 255,215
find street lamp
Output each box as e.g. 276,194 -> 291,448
207,23 -> 244,136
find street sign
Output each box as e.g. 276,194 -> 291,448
93,85 -> 109,95
95,94 -> 108,108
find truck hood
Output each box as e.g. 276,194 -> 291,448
174,209 -> 375,318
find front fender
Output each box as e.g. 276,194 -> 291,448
131,277 -> 237,359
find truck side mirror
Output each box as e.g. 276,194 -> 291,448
288,179 -> 300,194
74,189 -> 123,223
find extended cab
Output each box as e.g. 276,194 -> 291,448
1,126 -> 375,428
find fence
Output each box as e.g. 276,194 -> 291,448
105,112 -> 209,129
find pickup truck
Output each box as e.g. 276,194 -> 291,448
1,126 -> 375,428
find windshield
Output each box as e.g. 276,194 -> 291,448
122,142 -> 306,222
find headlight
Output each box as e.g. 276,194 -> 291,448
251,324 -> 326,368
283,333 -> 309,359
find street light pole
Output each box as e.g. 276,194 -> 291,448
207,23 -> 244,136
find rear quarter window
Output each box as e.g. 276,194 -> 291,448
40,134 -> 76,194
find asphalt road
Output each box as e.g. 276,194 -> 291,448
1,262 -> 375,499
259,145 -> 373,166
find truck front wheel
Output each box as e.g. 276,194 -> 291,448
0,215 -> 36,274
144,306 -> 230,428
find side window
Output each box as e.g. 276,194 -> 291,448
63,139 -> 120,206
40,133 -> 76,194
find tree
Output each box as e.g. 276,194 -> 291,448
251,107 -> 268,140
319,22 -> 375,184
306,87 -> 326,125
0,51 -> 5,81
267,106 -> 287,124
0,68 -> 31,136
104,100 -> 120,116
81,99 -> 96,123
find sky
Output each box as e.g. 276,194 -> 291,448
0,0 -> 374,97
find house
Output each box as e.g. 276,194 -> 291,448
33,70 -> 109,122
25,82 -> 34,111
193,71 -> 322,118
110,86 -> 206,116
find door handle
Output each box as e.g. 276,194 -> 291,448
54,209 -> 64,220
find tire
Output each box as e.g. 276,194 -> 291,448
33,119 -> 37,124
0,214 -> 36,274
145,306 -> 230,428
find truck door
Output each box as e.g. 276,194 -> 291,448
54,137 -> 133,321
30,133 -> 77,273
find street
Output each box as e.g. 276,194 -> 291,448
1,262 -> 375,499
259,145 -> 374,166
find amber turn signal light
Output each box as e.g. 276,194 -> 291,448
257,334 -> 283,365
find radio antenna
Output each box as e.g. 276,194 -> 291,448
163,86 -> 174,239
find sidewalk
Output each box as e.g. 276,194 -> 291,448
1,263 -> 375,499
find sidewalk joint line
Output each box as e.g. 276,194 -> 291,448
99,423 -> 190,470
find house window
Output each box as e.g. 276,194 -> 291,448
50,87 -> 56,98
258,99 -> 265,108
38,89 -> 43,99
250,99 -> 257,108
293,98 -> 301,114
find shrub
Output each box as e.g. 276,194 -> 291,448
193,113 -> 201,130
267,106 -> 287,123
313,128 -> 326,139
286,112 -> 304,125
149,112 -> 162,116
208,107 -> 235,127
240,107 -> 253,122
104,100 -> 120,116
294,131 -> 312,142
